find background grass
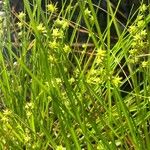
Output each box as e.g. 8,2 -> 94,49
0,0 -> 150,149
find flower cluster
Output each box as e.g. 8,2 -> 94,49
25,102 -> 34,118
86,47 -> 107,85
96,48 -> 106,64
16,11 -> 27,38
47,3 -> 57,13
0,109 -> 18,147
37,23 -> 47,34
128,4 -> 149,65
86,68 -> 106,85
54,18 -> 69,30
84,8 -> 94,24
1,109 -> 12,124
56,145 -> 66,150
48,10 -> 70,64
112,76 -> 122,87
47,4 -> 69,52
17,12 -> 26,29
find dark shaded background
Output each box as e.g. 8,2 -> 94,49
9,0 -> 146,44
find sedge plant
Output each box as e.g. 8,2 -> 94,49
0,0 -> 150,149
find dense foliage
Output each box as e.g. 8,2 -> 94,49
0,0 -> 150,149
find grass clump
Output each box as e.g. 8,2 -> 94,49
0,0 -> 150,149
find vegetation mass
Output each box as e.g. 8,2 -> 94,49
0,0 -> 150,149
